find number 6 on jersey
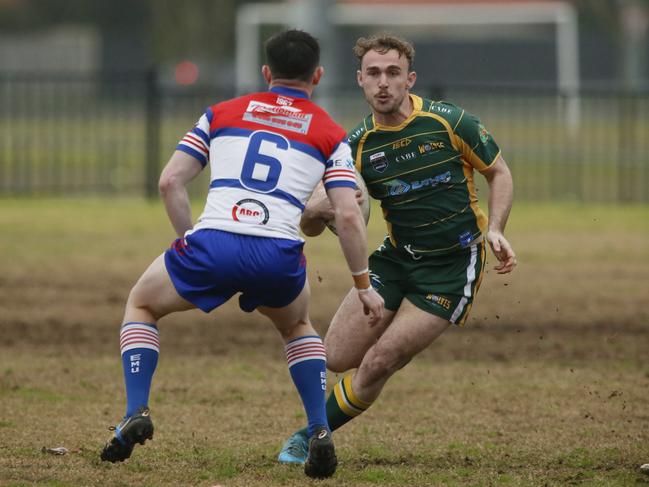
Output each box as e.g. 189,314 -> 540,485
240,131 -> 287,192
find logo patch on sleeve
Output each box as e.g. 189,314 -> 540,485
333,158 -> 355,169
478,124 -> 490,144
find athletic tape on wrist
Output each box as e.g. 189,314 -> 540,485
352,271 -> 371,290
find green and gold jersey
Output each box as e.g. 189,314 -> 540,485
348,94 -> 500,255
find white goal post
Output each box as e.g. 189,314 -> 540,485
236,1 -> 580,128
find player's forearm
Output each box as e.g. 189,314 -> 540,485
158,151 -> 203,237
486,166 -> 513,233
159,183 -> 193,237
334,207 -> 370,278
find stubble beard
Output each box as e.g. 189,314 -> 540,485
367,90 -> 407,117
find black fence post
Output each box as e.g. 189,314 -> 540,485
145,68 -> 161,200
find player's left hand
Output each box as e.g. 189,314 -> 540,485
486,230 -> 517,274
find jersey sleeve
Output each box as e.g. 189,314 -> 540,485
322,139 -> 357,190
176,107 -> 213,167
347,116 -> 370,172
452,110 -> 501,172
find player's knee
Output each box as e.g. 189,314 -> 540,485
277,317 -> 310,341
125,285 -> 158,321
360,357 -> 389,383
124,285 -> 138,310
362,344 -> 407,382
126,282 -> 146,307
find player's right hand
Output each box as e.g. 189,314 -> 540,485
486,230 -> 517,274
357,288 -> 385,327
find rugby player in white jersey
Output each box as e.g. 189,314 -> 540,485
99,29 -> 384,479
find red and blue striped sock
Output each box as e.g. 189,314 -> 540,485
120,322 -> 160,418
285,335 -> 328,437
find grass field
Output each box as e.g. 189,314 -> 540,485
1,199 -> 648,486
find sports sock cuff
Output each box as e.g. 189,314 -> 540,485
120,322 -> 160,355
285,335 -> 326,368
333,373 -> 372,417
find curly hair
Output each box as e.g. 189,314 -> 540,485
353,33 -> 415,70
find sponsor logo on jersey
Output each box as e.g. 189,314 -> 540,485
348,127 -> 365,143
384,178 -> 411,196
369,151 -> 389,173
243,100 -> 312,134
426,293 -> 452,310
333,158 -> 354,169
478,124 -> 490,144
395,150 -> 418,163
383,170 -> 451,196
231,198 -> 270,225
418,141 -> 445,154
430,104 -> 452,114
369,270 -> 383,288
391,137 -> 412,150
458,230 -> 474,248
276,95 -> 293,106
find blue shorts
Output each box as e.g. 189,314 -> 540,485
164,229 -> 307,313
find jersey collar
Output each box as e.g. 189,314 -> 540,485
269,86 -> 310,99
372,94 -> 423,131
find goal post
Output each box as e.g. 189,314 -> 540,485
236,1 -> 580,128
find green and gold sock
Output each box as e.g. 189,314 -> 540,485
326,373 -> 373,431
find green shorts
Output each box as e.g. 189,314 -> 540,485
368,237 -> 486,325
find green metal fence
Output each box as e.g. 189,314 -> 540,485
1,72 -> 647,202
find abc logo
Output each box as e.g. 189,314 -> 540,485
231,199 -> 269,225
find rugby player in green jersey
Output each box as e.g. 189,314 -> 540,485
278,33 -> 516,464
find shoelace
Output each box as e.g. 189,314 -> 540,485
108,415 -> 130,432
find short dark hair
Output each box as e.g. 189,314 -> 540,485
353,33 -> 415,71
264,29 -> 320,82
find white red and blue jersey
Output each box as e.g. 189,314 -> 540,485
176,86 -> 356,241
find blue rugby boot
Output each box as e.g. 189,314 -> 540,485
304,428 -> 337,479
100,406 -> 154,462
278,428 -> 309,464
